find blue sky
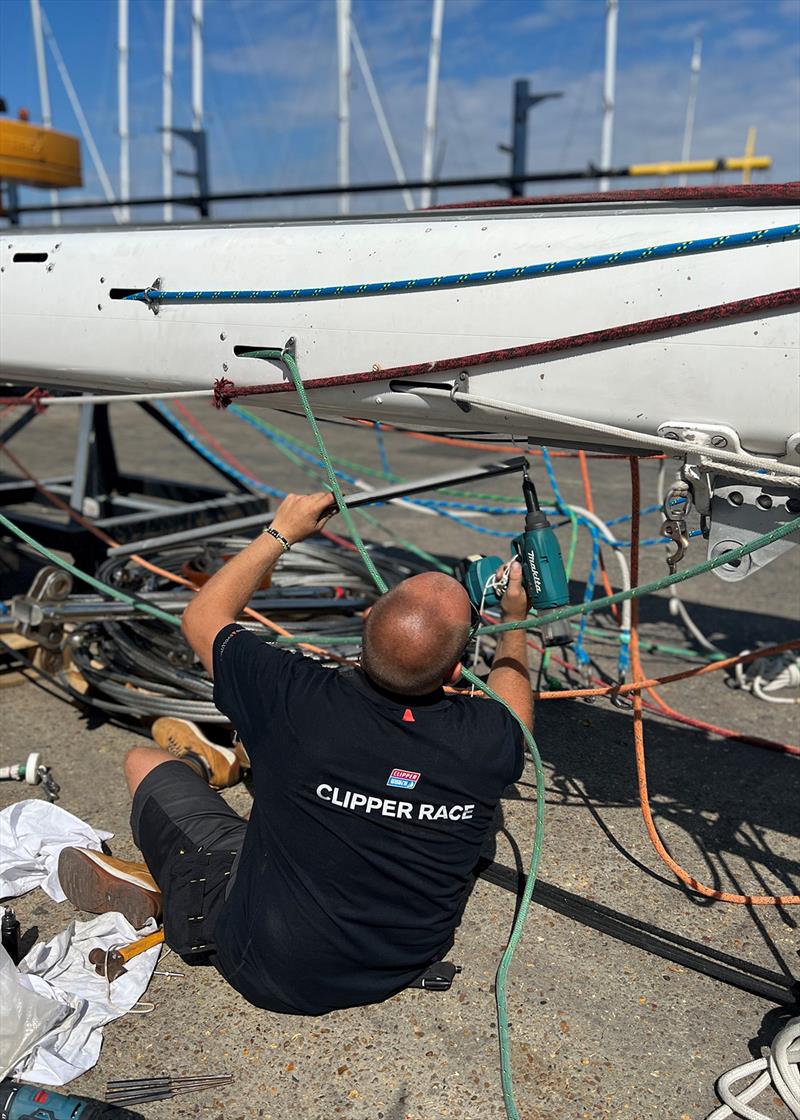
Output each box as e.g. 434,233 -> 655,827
1,0 -> 799,222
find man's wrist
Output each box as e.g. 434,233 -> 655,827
263,525 -> 291,552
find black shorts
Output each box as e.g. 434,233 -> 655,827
131,760 -> 247,961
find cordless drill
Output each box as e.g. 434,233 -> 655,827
457,463 -> 572,647
0,1081 -> 142,1120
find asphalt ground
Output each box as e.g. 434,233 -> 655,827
1,401 -> 798,1120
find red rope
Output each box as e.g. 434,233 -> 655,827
214,287 -> 799,406
430,181 -> 800,211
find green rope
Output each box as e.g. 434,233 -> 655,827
479,515 -> 800,637
232,405 -> 522,505
245,350 -> 390,593
0,511 -> 181,628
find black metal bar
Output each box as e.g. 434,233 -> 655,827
109,456 -> 528,556
479,861 -> 799,1006
10,167 -> 628,215
0,405 -> 40,444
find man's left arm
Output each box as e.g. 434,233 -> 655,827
182,491 -> 336,674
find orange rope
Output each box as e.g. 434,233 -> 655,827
0,441 -> 346,662
531,639 -> 800,701
577,448 -> 620,622
627,456 -> 799,905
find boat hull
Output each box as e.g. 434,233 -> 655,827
2,195 -> 798,455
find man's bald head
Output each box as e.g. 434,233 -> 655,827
361,573 -> 472,696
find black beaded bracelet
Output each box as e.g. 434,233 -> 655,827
262,525 -> 291,552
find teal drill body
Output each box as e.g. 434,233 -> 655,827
511,518 -> 569,612
458,465 -> 572,647
0,1081 -> 140,1120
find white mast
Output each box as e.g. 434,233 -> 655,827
191,0 -> 203,131
350,22 -> 414,212
162,0 -> 175,222
420,0 -> 445,209
30,0 -> 60,223
599,0 -> 618,193
336,0 -> 351,215
118,0 -> 130,222
41,7 -> 120,222
678,37 -> 702,187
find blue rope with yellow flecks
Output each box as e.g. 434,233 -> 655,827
125,223 -> 800,306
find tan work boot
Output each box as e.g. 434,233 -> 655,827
151,717 -> 247,789
58,847 -> 162,928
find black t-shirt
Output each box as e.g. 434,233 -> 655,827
212,623 -> 524,1015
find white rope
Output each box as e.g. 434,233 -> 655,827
27,390 -> 215,407
734,650 -> 800,704
408,386 -> 800,484
705,1017 -> 800,1119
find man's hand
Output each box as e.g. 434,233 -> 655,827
499,560 -> 529,622
271,491 -> 338,545
488,559 -> 533,730
182,490 -> 337,674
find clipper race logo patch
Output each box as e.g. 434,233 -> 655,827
387,768 -> 420,790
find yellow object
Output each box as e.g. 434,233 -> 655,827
0,118 -> 82,188
629,156 -> 771,177
742,127 -> 757,184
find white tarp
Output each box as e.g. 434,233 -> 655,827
14,912 -> 160,1085
0,944 -> 72,1079
0,800 -> 113,903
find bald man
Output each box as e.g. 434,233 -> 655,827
58,491 -> 531,1015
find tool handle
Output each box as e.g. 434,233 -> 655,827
117,928 -> 164,963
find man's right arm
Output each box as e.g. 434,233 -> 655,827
486,560 -> 533,731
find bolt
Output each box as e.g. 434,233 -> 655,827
710,435 -> 728,449
46,263 -> 54,272
99,276 -> 105,283
219,331 -> 226,341
222,362 -> 228,372
756,493 -> 773,510
728,491 -> 744,506
97,304 -> 102,311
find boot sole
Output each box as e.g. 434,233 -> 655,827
58,848 -> 162,928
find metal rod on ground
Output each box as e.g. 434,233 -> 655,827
108,457 -> 529,555
108,1076 -> 233,1088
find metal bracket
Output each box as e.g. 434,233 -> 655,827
143,276 -> 163,316
657,421 -> 744,455
707,476 -> 800,582
450,370 -> 471,412
13,566 -> 73,649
